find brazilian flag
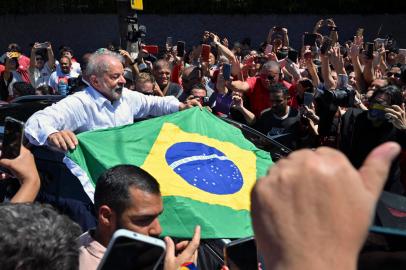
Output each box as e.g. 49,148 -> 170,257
68,108 -> 273,238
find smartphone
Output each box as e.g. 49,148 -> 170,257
166,37 -> 173,48
37,42 -> 48,49
97,229 -> 166,270
365,42 -> 374,59
224,237 -> 257,270
177,41 -> 185,57
1,117 -> 24,160
142,45 -> 159,55
288,49 -> 298,63
201,44 -> 211,62
320,37 -> 332,55
303,33 -> 318,46
223,63 -> 231,81
265,44 -> 273,55
303,92 -> 314,107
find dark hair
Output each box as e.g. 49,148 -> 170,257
13,82 -> 35,97
370,85 -> 403,106
59,46 -> 74,57
94,165 -> 160,217
270,82 -> 289,97
36,85 -> 51,95
0,203 -> 81,270
7,43 -> 21,53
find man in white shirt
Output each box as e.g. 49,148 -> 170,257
25,50 -> 199,151
48,56 -> 79,93
28,42 -> 55,89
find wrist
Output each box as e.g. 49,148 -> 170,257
267,253 -> 357,270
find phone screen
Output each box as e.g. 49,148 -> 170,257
224,237 -> 257,270
99,235 -> 165,270
1,117 -> 24,159
303,92 -> 314,107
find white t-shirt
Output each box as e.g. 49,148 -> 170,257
29,63 -> 53,88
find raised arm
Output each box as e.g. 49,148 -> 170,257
45,42 -> 55,71
320,49 -> 336,90
231,93 -> 256,125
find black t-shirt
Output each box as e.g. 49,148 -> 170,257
254,107 -> 302,150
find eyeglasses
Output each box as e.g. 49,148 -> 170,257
36,58 -> 44,61
387,72 -> 401,78
260,74 -> 275,81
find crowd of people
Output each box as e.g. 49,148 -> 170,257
0,17 -> 406,269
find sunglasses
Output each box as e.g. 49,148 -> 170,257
387,72 -> 401,78
36,58 -> 44,61
260,74 -> 275,81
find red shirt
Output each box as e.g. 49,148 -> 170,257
246,76 -> 295,117
17,55 -> 30,83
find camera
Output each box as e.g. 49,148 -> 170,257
126,15 -> 146,43
315,88 -> 356,136
319,88 -> 356,108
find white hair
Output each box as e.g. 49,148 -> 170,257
85,49 -> 124,78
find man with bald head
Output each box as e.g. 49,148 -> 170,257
230,60 -> 294,117
25,50 -> 199,151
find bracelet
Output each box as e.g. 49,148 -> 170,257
180,262 -> 197,270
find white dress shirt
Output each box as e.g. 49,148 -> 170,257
25,85 -> 180,145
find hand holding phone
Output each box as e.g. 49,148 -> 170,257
1,117 -> 24,160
